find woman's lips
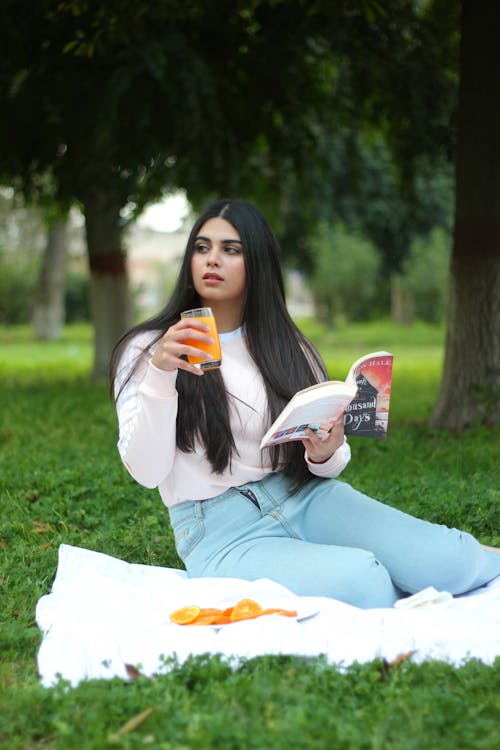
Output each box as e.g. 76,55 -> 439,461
203,273 -> 223,285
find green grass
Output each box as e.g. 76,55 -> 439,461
1,321 -> 499,750
0,323 -> 93,375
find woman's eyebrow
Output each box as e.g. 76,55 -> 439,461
195,235 -> 242,244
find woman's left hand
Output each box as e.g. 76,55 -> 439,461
302,417 -> 345,464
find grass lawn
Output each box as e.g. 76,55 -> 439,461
1,320 -> 499,749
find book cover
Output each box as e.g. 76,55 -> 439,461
344,352 -> 393,439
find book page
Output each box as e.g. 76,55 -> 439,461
260,390 -> 355,448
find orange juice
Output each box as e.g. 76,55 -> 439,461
180,308 -> 222,370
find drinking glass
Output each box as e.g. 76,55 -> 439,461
180,307 -> 222,370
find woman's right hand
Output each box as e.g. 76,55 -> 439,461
150,319 -> 213,376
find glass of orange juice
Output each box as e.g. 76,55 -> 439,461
180,307 -> 222,370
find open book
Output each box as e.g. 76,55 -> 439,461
260,351 -> 393,449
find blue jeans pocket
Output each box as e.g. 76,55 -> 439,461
169,505 -> 204,562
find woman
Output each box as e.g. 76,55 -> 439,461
110,198 -> 500,608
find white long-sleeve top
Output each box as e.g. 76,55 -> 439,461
115,327 -> 351,508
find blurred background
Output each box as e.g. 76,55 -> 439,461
0,184 -> 451,328
1,0 -> 498,430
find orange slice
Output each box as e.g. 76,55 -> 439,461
190,608 -> 225,625
189,614 -> 220,626
229,598 -> 264,622
212,615 -> 233,625
169,605 -> 201,624
170,600 -> 297,626
197,608 -> 224,619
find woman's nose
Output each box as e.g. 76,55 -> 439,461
206,248 -> 221,266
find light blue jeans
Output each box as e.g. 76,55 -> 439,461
168,473 -> 500,609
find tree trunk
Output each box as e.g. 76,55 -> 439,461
32,218 -> 68,340
83,188 -> 131,380
430,0 -> 500,429
390,275 -> 414,326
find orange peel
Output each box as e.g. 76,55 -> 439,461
262,607 -> 297,618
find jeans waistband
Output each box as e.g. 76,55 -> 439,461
168,486 -> 241,522
168,472 -> 302,523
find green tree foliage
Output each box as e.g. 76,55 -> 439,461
313,131 -> 453,275
65,271 -> 91,323
0,0 -> 369,374
0,1 -> 456,246
330,0 -> 460,178
398,228 -> 451,324
0,247 -> 39,324
0,190 -> 43,324
0,0 -> 345,213
308,222 -> 380,324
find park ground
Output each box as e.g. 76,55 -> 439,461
0,320 -> 499,750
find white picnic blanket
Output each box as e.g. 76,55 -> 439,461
36,544 -> 500,687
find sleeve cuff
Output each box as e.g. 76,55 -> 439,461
305,437 -> 351,477
139,361 -> 178,398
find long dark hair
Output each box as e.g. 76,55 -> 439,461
110,198 -> 327,492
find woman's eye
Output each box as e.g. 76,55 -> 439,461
195,243 -> 209,253
225,246 -> 240,254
